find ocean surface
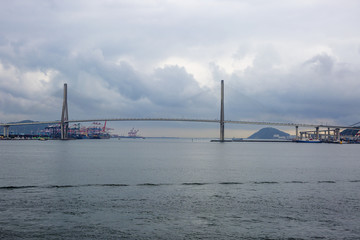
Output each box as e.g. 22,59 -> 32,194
0,138 -> 359,239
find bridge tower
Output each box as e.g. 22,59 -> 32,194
220,80 -> 225,142
60,83 -> 69,140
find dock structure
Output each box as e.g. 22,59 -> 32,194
297,128 -> 342,142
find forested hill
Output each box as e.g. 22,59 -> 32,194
248,127 -> 290,139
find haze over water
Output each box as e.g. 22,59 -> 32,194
1,139 -> 359,239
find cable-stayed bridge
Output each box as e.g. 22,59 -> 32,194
1,81 -> 359,141
3,118 -> 356,129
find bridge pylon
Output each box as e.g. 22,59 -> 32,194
60,83 -> 69,140
220,80 -> 225,142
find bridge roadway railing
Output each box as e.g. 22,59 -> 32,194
67,118 -> 219,124
2,118 -> 360,130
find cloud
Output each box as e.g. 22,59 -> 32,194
302,53 -> 334,75
218,51 -> 360,125
147,65 -> 208,106
1,0 -> 360,134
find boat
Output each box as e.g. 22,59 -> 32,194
90,133 -> 110,139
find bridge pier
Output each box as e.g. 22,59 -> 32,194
295,126 -> 299,140
334,128 -> 340,142
61,83 -> 69,140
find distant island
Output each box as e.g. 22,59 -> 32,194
247,127 -> 290,140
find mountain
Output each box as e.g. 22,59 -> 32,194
248,127 -> 290,139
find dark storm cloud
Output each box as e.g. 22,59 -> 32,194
220,52 -> 360,124
148,65 -> 211,107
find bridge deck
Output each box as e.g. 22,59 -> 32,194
1,118 -> 360,130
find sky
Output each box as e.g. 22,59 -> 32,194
1,0 -> 360,137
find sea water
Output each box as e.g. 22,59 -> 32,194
0,139 -> 359,239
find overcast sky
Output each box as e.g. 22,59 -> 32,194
1,0 -> 360,137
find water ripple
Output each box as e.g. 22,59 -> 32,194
1,180 -> 359,190
137,183 -> 163,186
182,182 -> 209,186
0,185 -> 38,190
253,181 -> 279,184
285,181 -> 307,184
219,182 -> 243,185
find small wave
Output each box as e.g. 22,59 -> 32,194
136,183 -> 162,186
213,194 -> 223,198
219,182 -> 243,185
0,185 -> 37,190
349,180 -> 360,183
285,181 -> 307,184
182,182 -> 208,186
49,185 -> 77,188
97,184 -> 129,187
318,181 -> 336,183
253,181 -> 279,184
49,184 -> 130,188
0,184 -> 130,190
